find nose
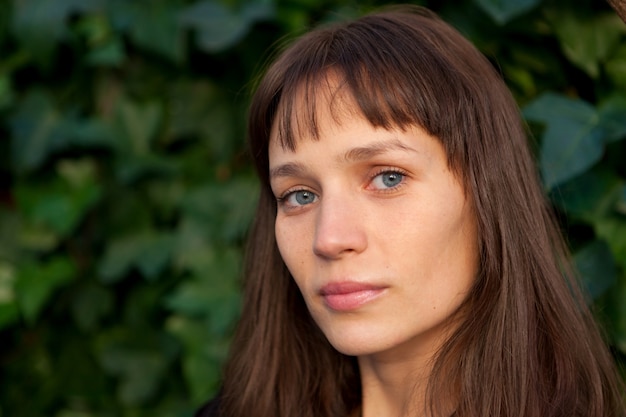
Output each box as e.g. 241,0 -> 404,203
313,195 -> 368,259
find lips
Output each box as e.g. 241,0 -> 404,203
319,282 -> 387,311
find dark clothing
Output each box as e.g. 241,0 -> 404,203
195,397 -> 221,417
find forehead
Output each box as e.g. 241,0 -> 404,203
270,71 -> 364,151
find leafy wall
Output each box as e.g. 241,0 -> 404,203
0,0 -> 625,416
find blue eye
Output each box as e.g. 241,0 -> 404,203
372,171 -> 404,189
287,190 -> 318,206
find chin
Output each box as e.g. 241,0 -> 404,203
322,328 -> 394,357
328,341 -> 375,357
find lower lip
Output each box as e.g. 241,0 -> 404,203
322,289 -> 386,311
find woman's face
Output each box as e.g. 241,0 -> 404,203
268,90 -> 479,361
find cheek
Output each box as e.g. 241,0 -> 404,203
275,219 -> 293,258
274,219 -> 309,284
393,200 -> 477,282
274,221 -> 290,266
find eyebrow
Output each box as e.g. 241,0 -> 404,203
269,138 -> 420,180
342,138 -> 418,163
269,162 -> 310,180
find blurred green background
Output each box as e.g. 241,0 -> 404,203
0,0 -> 625,416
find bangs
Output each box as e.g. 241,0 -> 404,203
248,6 -> 502,184
271,13 -> 463,152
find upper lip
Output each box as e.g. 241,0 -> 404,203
319,281 -> 387,295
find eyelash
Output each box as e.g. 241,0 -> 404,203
275,167 -> 408,209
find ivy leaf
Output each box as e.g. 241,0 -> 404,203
167,248 -> 241,334
15,165 -> 102,239
70,118 -> 117,149
167,80 -> 241,161
113,97 -> 163,157
473,0 -> 540,25
179,178 -> 259,245
114,155 -> 180,185
71,284 -> 114,331
594,217 -> 626,271
524,93 -> 605,190
597,95 -> 626,143
574,240 -> 617,300
86,37 -> 125,66
96,329 -> 174,406
98,233 -> 176,283
553,168 -> 623,221
0,74 -> 15,111
8,91 -> 115,174
108,0 -> 185,63
606,43 -> 626,91
618,186 -> 626,215
0,262 -> 19,330
166,316 -> 227,403
182,348 -> 224,404
11,0 -> 102,67
0,302 -> 19,330
179,0 -> 274,53
105,351 -> 166,405
8,90 -> 67,173
74,13 -> 126,67
548,10 -> 626,78
15,256 -> 75,324
0,208 -> 20,262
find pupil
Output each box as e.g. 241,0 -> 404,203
296,191 -> 312,205
383,173 -> 401,187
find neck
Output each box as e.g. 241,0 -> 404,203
355,324 -> 461,417
358,350 -> 432,417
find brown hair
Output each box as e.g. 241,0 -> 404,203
219,6 -> 625,417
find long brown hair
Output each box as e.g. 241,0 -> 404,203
220,6 -> 625,417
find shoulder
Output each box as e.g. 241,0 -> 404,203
195,397 -> 222,417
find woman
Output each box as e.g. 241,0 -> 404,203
198,6 -> 625,417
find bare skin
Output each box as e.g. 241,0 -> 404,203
269,80 -> 478,417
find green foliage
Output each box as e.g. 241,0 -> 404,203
474,0 -> 540,25
180,0 -> 275,52
0,0 -> 624,416
523,93 -> 626,190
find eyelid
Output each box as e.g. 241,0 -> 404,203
276,186 -> 310,201
370,166 -> 408,177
